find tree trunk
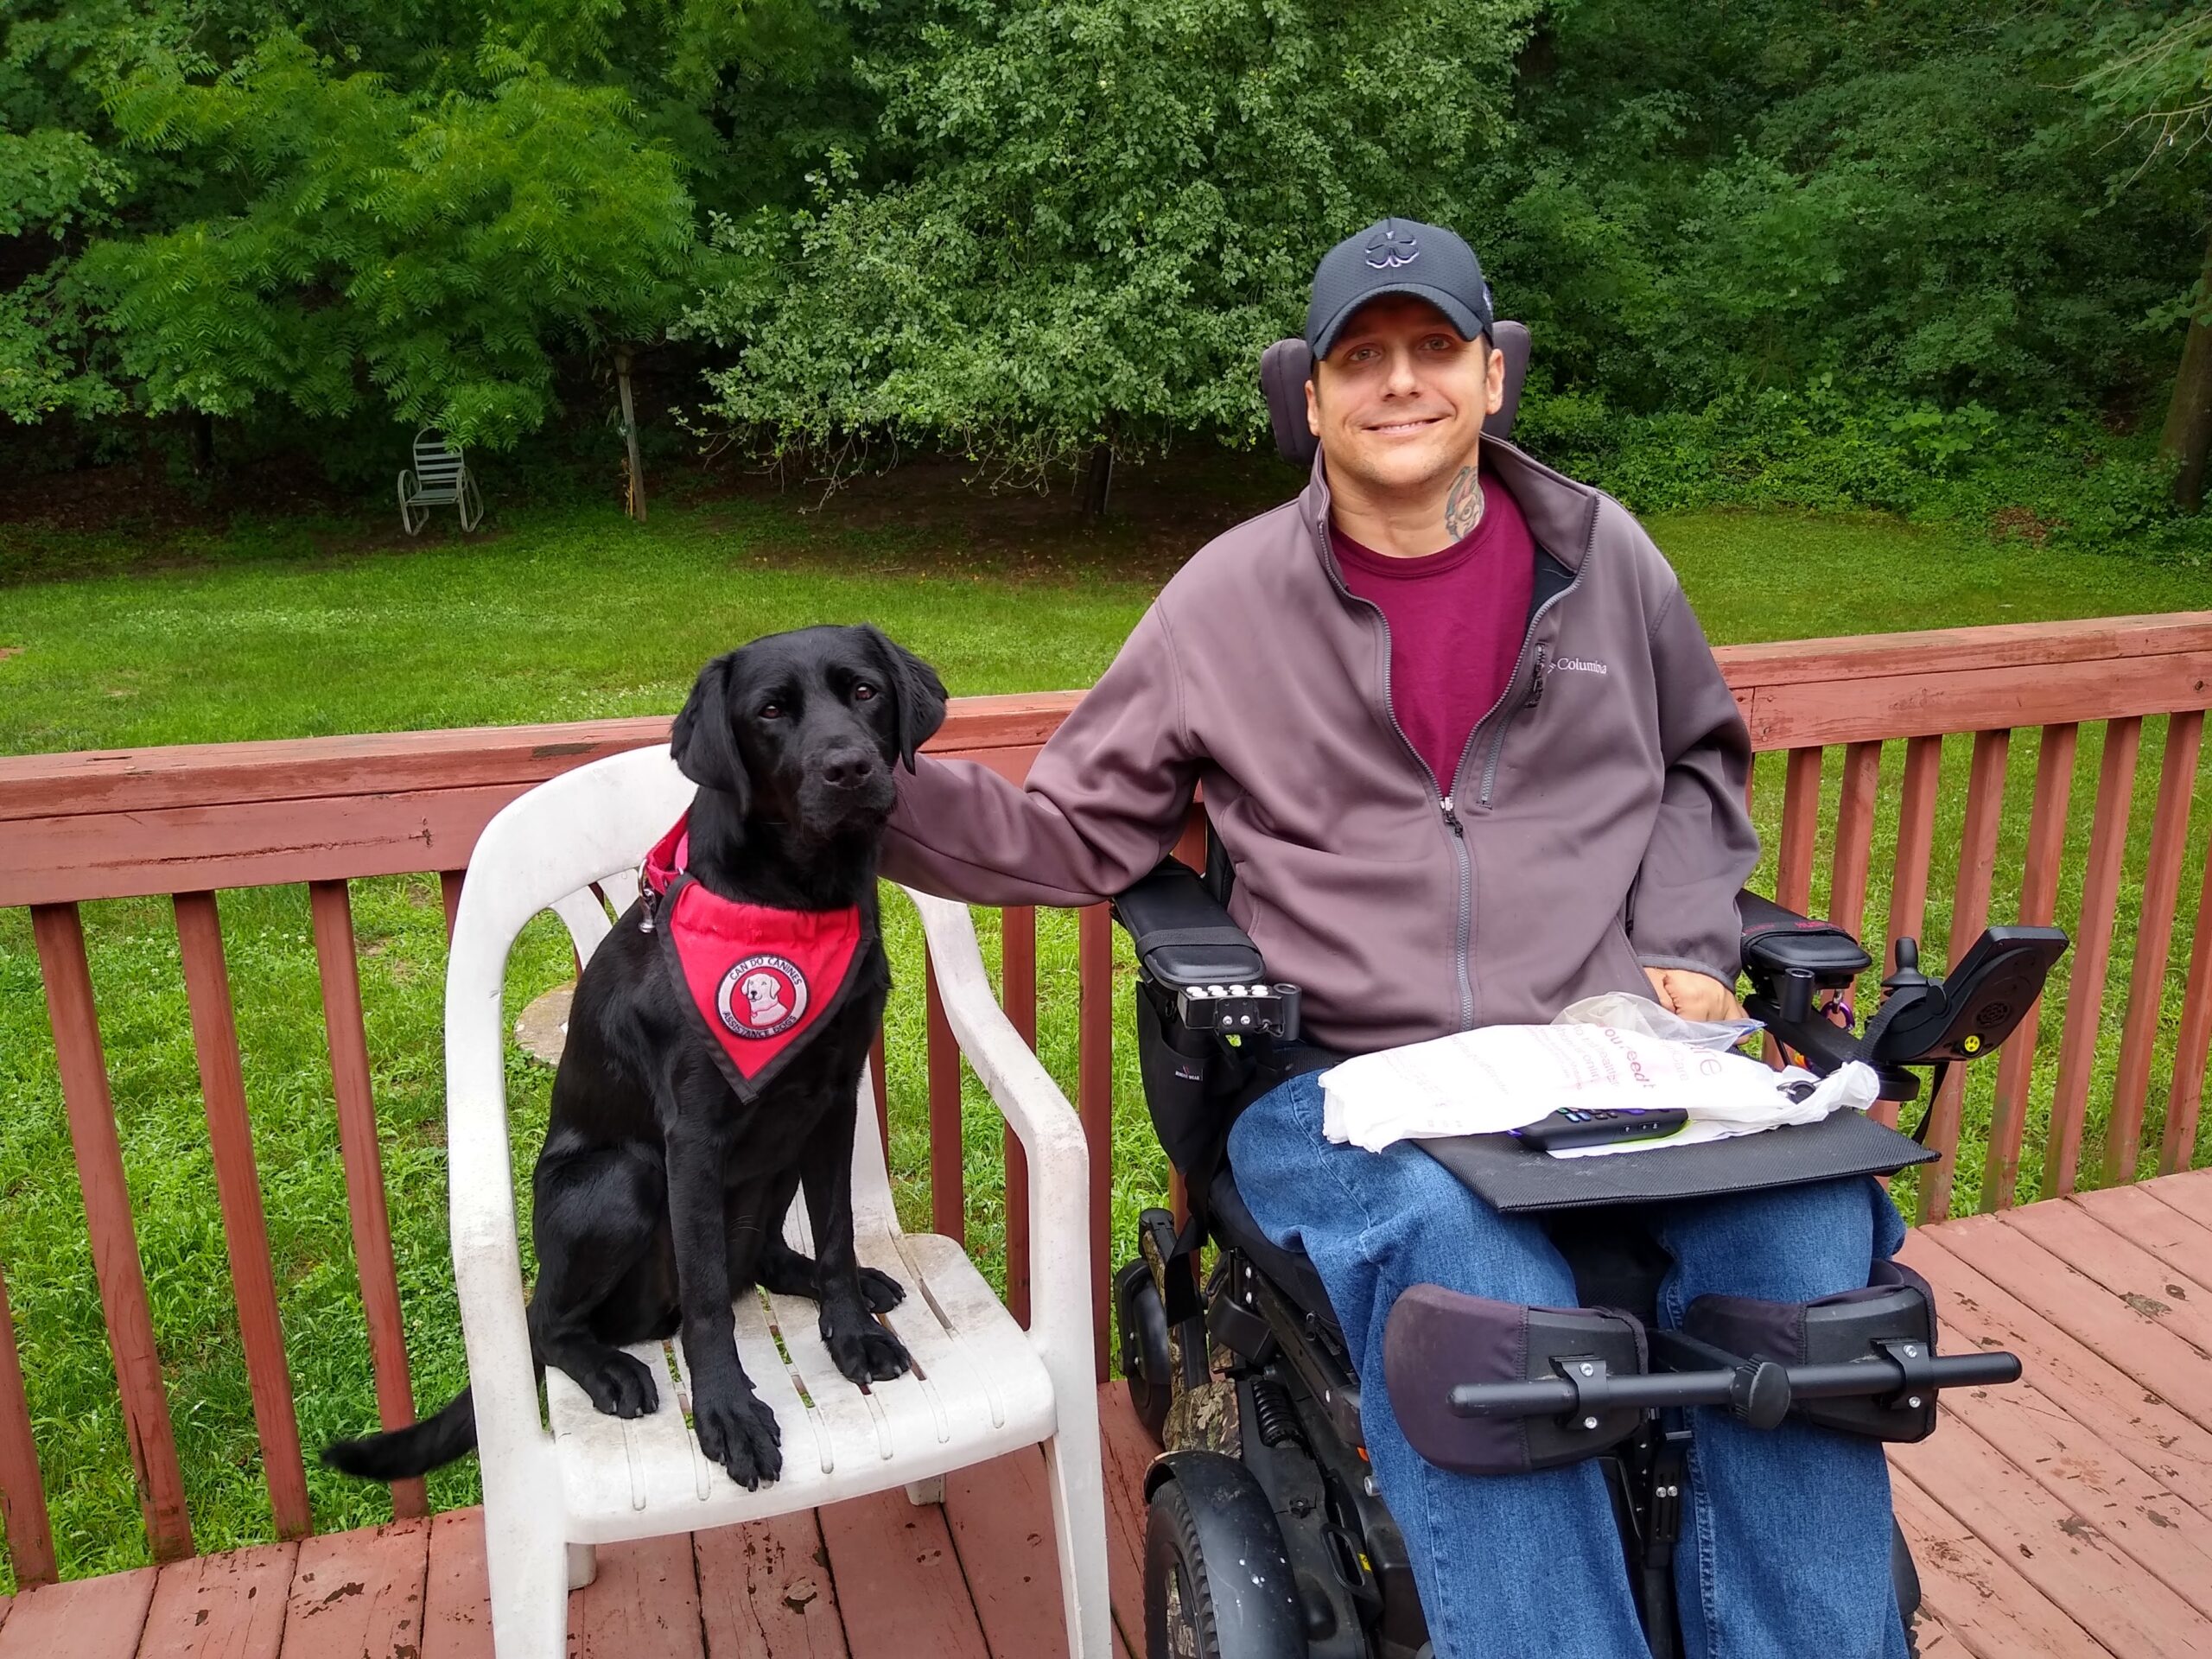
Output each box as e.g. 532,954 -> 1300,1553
2160,224 -> 2212,512
1080,442 -> 1115,519
616,350 -> 646,523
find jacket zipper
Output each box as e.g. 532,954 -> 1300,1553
1315,504 -> 1586,1033
1326,553 -> 1482,1031
1475,578 -> 1582,811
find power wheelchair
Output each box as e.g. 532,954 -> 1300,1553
1106,327 -> 2072,1659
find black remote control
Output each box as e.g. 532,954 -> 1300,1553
1513,1106 -> 1690,1152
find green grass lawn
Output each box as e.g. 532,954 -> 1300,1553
0,480 -> 2208,1586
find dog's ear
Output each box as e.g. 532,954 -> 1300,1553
863,626 -> 949,771
671,653 -> 751,808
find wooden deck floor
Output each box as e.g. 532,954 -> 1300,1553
2,1168 -> 2208,1658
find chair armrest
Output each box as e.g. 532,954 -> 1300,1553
1738,888 -> 1872,988
444,929 -> 555,1488
1112,860 -> 1263,990
901,889 -> 1094,1378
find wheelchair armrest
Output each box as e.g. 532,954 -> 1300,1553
1738,889 -> 1872,988
1113,859 -> 1267,990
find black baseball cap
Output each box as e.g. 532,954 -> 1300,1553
1305,218 -> 1493,359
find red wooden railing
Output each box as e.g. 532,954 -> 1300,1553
0,613 -> 2208,1586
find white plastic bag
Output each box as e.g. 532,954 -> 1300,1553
1553,991 -> 1760,1054
1319,1014 -> 1878,1156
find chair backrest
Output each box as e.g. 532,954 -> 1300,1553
1259,319 -> 1533,467
412,429 -> 466,491
446,745 -> 899,1258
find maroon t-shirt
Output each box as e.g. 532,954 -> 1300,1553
1332,468 -> 1537,797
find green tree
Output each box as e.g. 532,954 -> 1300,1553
687,0 -> 1542,472
1,0 -> 865,456
1492,1 -> 2200,417
2080,8 -> 2212,507
80,32 -> 709,447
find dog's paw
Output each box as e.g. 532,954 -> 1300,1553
859,1266 -> 906,1313
823,1312 -> 912,1384
694,1389 -> 784,1490
575,1350 -> 659,1420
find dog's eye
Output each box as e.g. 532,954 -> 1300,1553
758,702 -> 784,720
852,683 -> 878,702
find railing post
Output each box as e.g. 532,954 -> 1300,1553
1986,724 -> 2078,1207
175,891 -> 313,1540
1776,747 -> 1825,914
2163,823 -> 2212,1176
0,1256 -> 55,1587
2104,711 -> 2205,1183
2045,719 -> 2144,1198
30,902 -> 195,1562
1827,741 -> 1884,943
1919,729 -> 2008,1221
308,879 -> 426,1520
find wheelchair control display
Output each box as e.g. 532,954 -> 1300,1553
1740,887 -> 2068,1101
1175,980 -> 1305,1038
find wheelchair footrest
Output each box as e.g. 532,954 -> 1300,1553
1384,1286 -> 1648,1474
1682,1259 -> 1957,1442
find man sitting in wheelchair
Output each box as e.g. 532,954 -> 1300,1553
883,219 -> 2053,1658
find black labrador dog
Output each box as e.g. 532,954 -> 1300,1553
325,624 -> 948,1490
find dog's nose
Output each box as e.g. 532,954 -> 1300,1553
818,752 -> 879,790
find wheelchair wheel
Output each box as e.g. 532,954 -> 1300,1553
1116,1256 -> 1172,1445
1144,1458 -> 1308,1659
1147,1478 -> 1224,1658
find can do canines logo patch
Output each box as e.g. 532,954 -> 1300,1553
715,954 -> 810,1038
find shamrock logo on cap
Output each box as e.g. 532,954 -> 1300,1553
1364,225 -> 1421,270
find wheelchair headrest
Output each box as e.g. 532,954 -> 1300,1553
1260,320 -> 1530,467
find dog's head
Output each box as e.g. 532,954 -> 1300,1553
670,626 -> 949,842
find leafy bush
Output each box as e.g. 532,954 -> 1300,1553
1517,376 -> 2212,563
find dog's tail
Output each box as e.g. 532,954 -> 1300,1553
321,1388 -> 477,1482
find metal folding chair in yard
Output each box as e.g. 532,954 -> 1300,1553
445,745 -> 1112,1657
398,429 -> 484,532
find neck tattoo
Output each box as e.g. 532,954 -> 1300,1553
1444,465 -> 1484,540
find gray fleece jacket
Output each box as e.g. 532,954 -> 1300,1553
881,438 -> 1759,1055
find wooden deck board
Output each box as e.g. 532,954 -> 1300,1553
1095,1382 -> 1156,1657
421,1508 -> 493,1659
1932,1209 -> 2212,1433
0,1567 -> 157,1659
816,1487 -> 988,1659
692,1512 -> 848,1659
1891,1470 -> 2107,1659
1923,1370 -> 2212,1618
942,1450 -> 1069,1659
568,1534 -> 703,1659
279,1519 -> 429,1659
2150,1171 -> 2212,1233
137,1543 -> 295,1659
2002,1197 -> 2212,1353
2069,1183 -> 2212,1287
1903,1229 -> 2212,1509
1891,1408 -> 2212,1656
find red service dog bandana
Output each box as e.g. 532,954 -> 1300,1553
639,815 -> 868,1101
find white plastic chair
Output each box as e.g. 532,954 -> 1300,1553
446,745 -> 1110,1656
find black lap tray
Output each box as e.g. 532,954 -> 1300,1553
1419,1111 -> 1934,1215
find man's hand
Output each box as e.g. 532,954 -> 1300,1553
1643,966 -> 1746,1023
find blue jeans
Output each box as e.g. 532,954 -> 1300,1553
1227,1071 -> 1910,1659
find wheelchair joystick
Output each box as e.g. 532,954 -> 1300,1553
1885,937 -> 1929,990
